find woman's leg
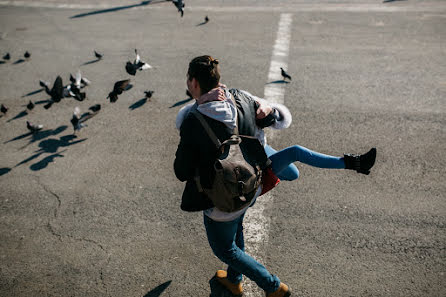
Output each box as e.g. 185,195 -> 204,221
203,213 -> 280,292
267,145 -> 345,178
264,145 -> 299,181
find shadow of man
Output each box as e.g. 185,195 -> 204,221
209,276 -> 239,297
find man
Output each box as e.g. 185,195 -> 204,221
174,55 -> 291,297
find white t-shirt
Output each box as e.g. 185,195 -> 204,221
203,186 -> 262,222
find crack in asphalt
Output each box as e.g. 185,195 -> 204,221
34,176 -> 110,293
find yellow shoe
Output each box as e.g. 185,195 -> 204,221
215,270 -> 243,296
265,282 -> 291,297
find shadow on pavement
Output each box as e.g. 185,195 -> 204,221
143,280 -> 172,297
6,110 -> 28,122
81,59 -> 101,66
29,150 -> 66,171
266,80 -> 289,84
209,276 -> 239,297
0,167 -> 12,176
129,98 -> 148,110
70,0 -> 166,19
15,134 -> 87,171
4,125 -> 67,145
13,59 -> 25,64
169,97 -> 193,108
22,88 -> 44,97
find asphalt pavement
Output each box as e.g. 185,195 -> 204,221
0,1 -> 445,296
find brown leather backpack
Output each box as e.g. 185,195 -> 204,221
191,109 -> 263,213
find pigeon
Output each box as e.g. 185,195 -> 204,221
204,15 -> 209,23
26,100 -> 35,111
70,70 -> 90,89
68,70 -> 87,101
280,67 -> 292,81
94,50 -> 103,60
1,104 -> 8,114
70,107 -> 88,132
125,49 -> 152,76
43,76 -> 64,109
26,120 -> 43,133
144,90 -> 154,99
89,104 -> 101,113
39,79 -> 50,92
2,53 -> 10,60
107,79 -> 130,103
24,51 -> 31,59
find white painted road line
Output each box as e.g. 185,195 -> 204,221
243,13 -> 293,296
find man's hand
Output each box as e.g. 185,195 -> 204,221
256,102 -> 273,119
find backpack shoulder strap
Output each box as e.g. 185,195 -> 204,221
228,93 -> 239,136
191,110 -> 221,149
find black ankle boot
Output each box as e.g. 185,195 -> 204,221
344,148 -> 376,175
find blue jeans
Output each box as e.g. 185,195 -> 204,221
204,213 -> 280,293
265,144 -> 345,181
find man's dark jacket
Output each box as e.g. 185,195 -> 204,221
174,89 -> 275,212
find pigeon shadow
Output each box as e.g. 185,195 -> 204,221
4,125 -> 67,145
169,97 -> 193,108
142,280 -> 172,297
70,0 -> 166,18
0,60 -> 6,64
129,98 -> 147,110
197,21 -> 209,26
0,167 -> 12,176
383,0 -> 407,2
6,110 -> 28,122
29,150 -> 66,171
22,88 -> 44,97
209,276 -> 239,297
266,80 -> 289,84
15,135 -> 86,170
81,59 -> 100,66
13,59 -> 25,64
35,99 -> 51,105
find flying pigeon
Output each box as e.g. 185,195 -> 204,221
68,70 -> 87,101
43,76 -> 64,109
26,100 -> 35,111
2,53 -> 10,60
24,51 -> 31,59
1,104 -> 8,114
89,104 -> 101,113
70,107 -> 87,132
107,79 -> 130,103
70,70 -> 90,89
280,67 -> 292,81
26,120 -> 43,133
94,50 -> 103,60
144,90 -> 154,99
39,80 -> 50,93
125,49 -> 152,76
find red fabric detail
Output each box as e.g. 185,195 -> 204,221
260,167 -> 280,196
